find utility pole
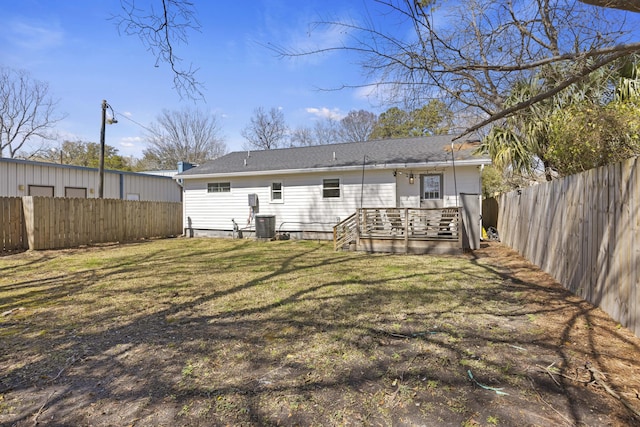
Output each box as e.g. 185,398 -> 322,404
98,100 -> 107,198
98,100 -> 117,198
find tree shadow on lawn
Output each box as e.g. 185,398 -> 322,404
1,239 -> 639,426
469,244 -> 640,425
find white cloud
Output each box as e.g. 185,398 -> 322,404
56,130 -> 82,142
354,84 -> 378,101
5,19 -> 64,50
288,23 -> 348,53
120,136 -> 143,148
265,9 -> 357,68
305,107 -> 344,121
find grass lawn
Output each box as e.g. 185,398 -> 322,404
1,238 -> 639,426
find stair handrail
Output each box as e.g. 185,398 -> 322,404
333,212 -> 358,251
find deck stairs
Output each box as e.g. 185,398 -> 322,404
333,212 -> 357,251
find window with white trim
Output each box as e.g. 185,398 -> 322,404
271,182 -> 283,202
207,182 -> 231,193
421,174 -> 442,200
322,178 -> 341,198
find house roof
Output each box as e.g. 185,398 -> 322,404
176,135 -> 491,179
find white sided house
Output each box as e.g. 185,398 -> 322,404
176,136 -> 491,252
0,157 -> 182,202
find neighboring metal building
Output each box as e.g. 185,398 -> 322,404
0,157 -> 182,202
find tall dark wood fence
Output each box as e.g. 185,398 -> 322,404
497,157 -> 639,336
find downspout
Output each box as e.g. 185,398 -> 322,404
360,155 -> 367,208
359,155 -> 367,247
451,141 -> 459,207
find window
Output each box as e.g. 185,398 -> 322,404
271,182 -> 283,202
421,174 -> 442,200
28,185 -> 54,197
65,187 -> 87,198
207,182 -> 231,193
126,193 -> 140,201
322,178 -> 341,198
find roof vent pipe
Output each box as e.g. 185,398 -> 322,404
244,158 -> 247,166
332,151 -> 336,161
247,150 -> 251,157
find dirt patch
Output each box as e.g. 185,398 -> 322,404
473,243 -> 640,424
0,239 -> 639,426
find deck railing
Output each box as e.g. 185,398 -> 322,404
334,207 -> 461,251
359,207 -> 460,240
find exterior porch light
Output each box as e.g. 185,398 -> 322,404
409,173 -> 415,185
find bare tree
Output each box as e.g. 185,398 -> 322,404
241,107 -> 288,150
275,0 -> 640,136
339,110 -> 377,142
112,0 -> 640,106
289,126 -> 315,146
289,110 -> 378,146
114,0 -> 203,100
312,118 -> 340,145
0,67 -> 64,158
142,108 -> 226,169
289,118 -> 341,146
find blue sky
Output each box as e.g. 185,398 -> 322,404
3,1 -> 639,162
0,0 -> 385,159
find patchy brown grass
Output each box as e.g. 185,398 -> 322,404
0,238 -> 639,426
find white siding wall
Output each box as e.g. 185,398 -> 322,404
397,165 -> 481,207
183,166 -> 483,233
0,159 -> 181,201
183,169 -> 398,232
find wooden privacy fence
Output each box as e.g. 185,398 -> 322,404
1,196 -> 182,251
497,157 -> 639,337
1,197 -> 25,251
482,197 -> 499,229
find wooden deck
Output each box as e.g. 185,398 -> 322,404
334,207 -> 463,254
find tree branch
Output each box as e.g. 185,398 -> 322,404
114,0 -> 204,100
455,48 -> 635,139
578,0 -> 640,12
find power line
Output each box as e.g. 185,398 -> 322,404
112,109 -> 155,134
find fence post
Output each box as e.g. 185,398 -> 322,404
21,196 -> 36,250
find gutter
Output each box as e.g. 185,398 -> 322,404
174,159 -> 491,180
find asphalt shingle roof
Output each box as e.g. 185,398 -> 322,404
177,135 -> 489,177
